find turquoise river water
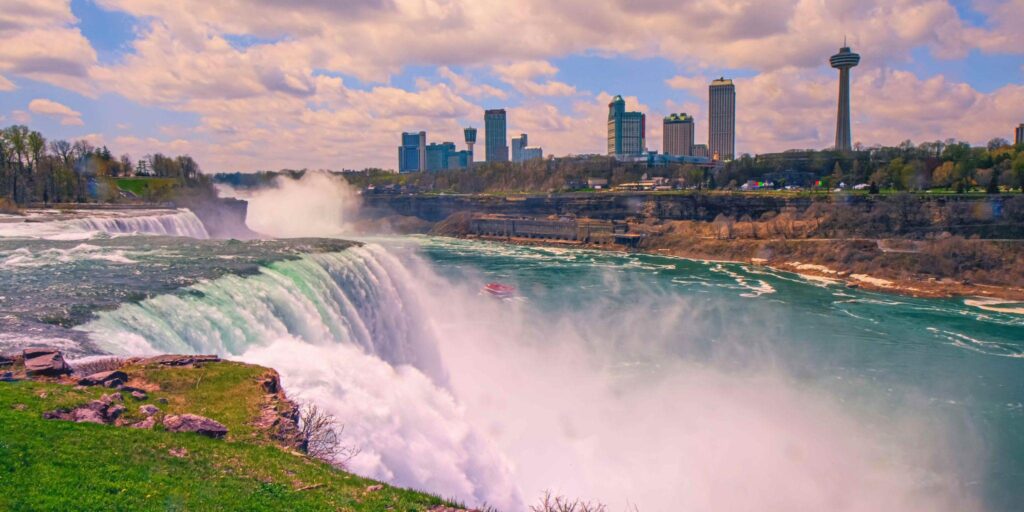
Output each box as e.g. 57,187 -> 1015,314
1,207 -> 1022,511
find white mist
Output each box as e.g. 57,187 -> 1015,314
84,174 -> 980,511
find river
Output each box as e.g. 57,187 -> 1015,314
1,182 -> 1022,511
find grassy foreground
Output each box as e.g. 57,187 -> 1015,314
0,360 -> 455,512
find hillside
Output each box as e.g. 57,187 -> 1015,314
0,352 -> 462,512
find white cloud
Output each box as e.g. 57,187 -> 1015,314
438,67 -> 507,99
28,98 -> 84,126
492,60 -> 578,97
0,75 -> 15,92
0,0 -> 98,94
1,0 -> 1021,171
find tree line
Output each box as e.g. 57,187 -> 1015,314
0,125 -> 202,204
721,138 -> 1024,192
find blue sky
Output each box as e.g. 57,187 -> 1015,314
2,0 -> 1022,171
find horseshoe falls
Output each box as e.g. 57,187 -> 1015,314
72,234 -> 1024,511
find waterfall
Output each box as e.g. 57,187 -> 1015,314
78,241 -> 978,511
0,209 -> 209,240
78,244 -> 520,506
81,245 -> 442,377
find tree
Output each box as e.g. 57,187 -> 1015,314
987,138 -> 1011,151
120,154 -> 133,177
27,131 -> 45,168
831,162 -> 845,187
50,140 -> 72,166
682,164 -> 704,191
987,168 -> 1001,194
932,161 -> 955,188
1012,153 -> 1024,191
176,155 -> 200,182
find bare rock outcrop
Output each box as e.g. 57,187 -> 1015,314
129,416 -> 158,429
23,347 -> 72,376
138,354 -> 220,367
44,393 -> 126,424
163,414 -> 228,438
254,371 -> 305,450
77,370 -> 128,387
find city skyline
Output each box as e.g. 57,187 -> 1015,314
1,1 -> 1022,171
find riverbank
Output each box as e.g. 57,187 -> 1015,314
455,231 -> 1024,302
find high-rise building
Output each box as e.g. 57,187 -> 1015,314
424,142 -> 457,172
464,127 -> 477,166
522,147 -> 543,162
398,131 -> 426,173
692,144 -> 710,159
663,113 -> 695,156
1016,123 -> 1024,145
709,78 -> 735,161
485,109 -> 509,163
511,133 -> 528,163
830,44 -> 860,152
607,95 -> 645,157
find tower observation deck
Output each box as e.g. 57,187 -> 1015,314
830,46 -> 860,152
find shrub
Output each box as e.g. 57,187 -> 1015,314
298,403 -> 360,468
530,491 -> 608,512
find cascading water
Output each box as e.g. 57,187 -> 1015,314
79,241 -> 980,511
0,209 -> 209,240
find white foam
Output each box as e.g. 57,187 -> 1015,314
0,243 -> 139,269
964,298 -> 1024,316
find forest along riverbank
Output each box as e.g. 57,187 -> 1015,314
407,192 -> 1024,302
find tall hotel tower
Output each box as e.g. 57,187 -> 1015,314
607,95 -> 646,156
484,109 -> 509,163
464,126 -> 477,166
708,78 -> 735,161
830,44 -> 860,152
663,113 -> 695,156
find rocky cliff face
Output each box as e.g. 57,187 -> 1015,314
174,196 -> 258,239
365,193 -> 1024,239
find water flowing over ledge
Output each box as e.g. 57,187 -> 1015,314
0,209 -> 209,240
75,240 -> 985,511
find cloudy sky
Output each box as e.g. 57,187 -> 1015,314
1,0 -> 1022,171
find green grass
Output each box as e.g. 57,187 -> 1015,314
0,361 -> 454,511
113,178 -> 180,198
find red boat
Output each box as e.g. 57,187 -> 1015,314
483,282 -> 516,299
